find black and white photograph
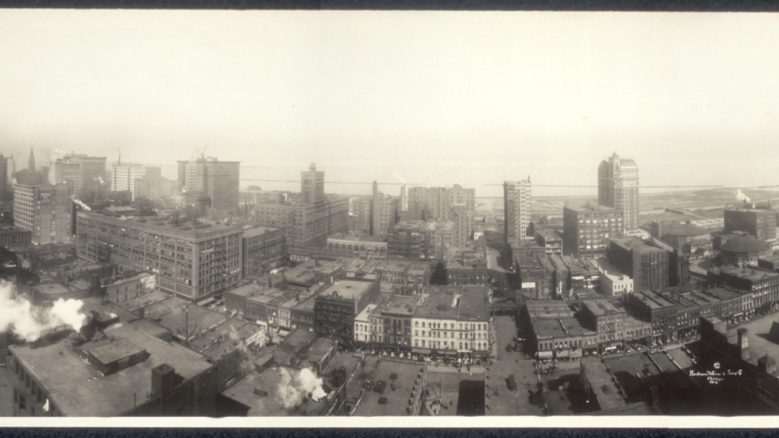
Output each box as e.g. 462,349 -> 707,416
0,9 -> 778,427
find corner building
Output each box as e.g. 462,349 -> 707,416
76,211 -> 242,301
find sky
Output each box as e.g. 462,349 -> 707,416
2,10 -> 779,196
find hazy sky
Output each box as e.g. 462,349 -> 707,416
2,10 -> 779,196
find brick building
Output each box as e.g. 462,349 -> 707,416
563,205 -> 623,258
76,210 -> 243,301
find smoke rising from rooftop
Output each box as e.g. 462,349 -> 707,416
277,367 -> 327,409
0,281 -> 88,342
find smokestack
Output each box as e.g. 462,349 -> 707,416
151,364 -> 178,398
737,328 -> 750,361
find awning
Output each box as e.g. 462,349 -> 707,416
556,350 -> 570,358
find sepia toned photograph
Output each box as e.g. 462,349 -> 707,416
0,8 -> 779,426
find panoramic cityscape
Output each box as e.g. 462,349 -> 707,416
2,10 -> 779,421
1,148 -> 779,417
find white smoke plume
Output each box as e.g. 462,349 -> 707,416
277,367 -> 327,409
736,189 -> 753,206
0,281 -> 87,342
393,172 -> 407,184
228,323 -> 257,376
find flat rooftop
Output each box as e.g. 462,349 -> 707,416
717,266 -> 779,282
10,322 -> 212,416
525,300 -> 574,318
352,360 -> 425,416
729,314 -> 779,369
604,353 -> 662,379
485,358 -> 543,416
700,287 -> 742,302
633,289 -> 676,310
581,359 -> 626,411
78,211 -> 242,239
33,283 -> 70,296
142,296 -> 227,342
220,366 -> 331,416
116,290 -> 171,312
414,286 -> 488,321
242,226 -> 281,239
532,317 -> 591,339
380,295 -> 423,317
611,236 -> 665,252
583,298 -> 624,317
318,280 -> 374,301
302,337 -> 337,365
187,318 -> 261,362
564,204 -> 618,214
226,282 -> 279,299
565,257 -> 601,276
327,232 -> 385,243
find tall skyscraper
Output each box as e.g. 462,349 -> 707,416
350,196 -> 372,234
504,177 -> 532,246
27,148 -> 35,172
111,162 -> 146,200
177,156 -> 240,212
14,150 -> 72,244
598,153 -> 639,232
301,162 -> 325,206
53,154 -> 107,201
0,155 -> 11,223
399,185 -> 408,213
407,184 -> 475,222
253,163 -> 349,247
370,182 -> 398,239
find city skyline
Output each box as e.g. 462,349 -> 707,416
3,11 -> 779,196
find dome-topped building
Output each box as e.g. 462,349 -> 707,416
719,233 -> 771,266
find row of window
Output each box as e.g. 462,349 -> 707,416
415,321 -> 487,331
414,339 -> 487,350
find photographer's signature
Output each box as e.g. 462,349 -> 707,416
688,362 -> 743,384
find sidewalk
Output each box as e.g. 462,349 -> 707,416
426,362 -> 486,375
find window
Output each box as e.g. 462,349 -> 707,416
18,395 -> 26,411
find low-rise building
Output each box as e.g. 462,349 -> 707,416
30,279 -> 93,305
607,237 -> 670,292
562,256 -> 601,292
314,279 -> 381,345
354,303 -> 379,344
411,285 -> 490,360
535,229 -> 563,255
707,266 -> 779,314
105,272 -> 157,304
326,233 -> 387,258
0,224 -> 32,249
446,247 -> 488,286
9,322 -> 219,416
594,258 -> 634,298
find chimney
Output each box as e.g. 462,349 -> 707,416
737,328 -> 750,361
151,364 -> 178,398
758,355 -> 777,375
